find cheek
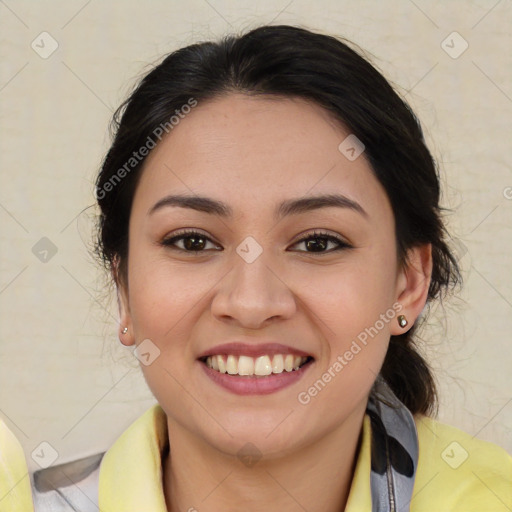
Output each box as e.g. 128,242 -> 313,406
294,263 -> 395,426
127,249 -> 208,337
304,248 -> 397,336
124,252 -> 212,412
125,251 -> 208,417
298,246 -> 396,393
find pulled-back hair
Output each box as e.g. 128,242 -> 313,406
95,24 -> 462,416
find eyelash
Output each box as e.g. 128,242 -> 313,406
160,229 -> 352,255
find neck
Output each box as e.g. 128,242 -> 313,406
162,403 -> 366,512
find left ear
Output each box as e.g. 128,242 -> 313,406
390,243 -> 433,335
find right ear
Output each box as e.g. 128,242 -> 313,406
113,256 -> 135,347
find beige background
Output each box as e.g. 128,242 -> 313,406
0,0 -> 511,472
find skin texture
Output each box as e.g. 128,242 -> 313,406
116,93 -> 432,512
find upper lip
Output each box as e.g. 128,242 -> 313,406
197,342 -> 314,360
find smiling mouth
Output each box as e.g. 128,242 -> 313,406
199,354 -> 314,377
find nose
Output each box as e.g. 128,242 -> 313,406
210,246 -> 297,330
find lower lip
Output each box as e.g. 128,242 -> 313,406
199,359 -> 313,395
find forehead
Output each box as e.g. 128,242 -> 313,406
133,93 -> 392,223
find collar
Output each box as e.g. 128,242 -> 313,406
98,404 -> 386,512
98,405 -> 169,511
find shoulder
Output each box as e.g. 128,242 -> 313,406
1,415 -> 104,512
29,452 -> 104,512
410,415 -> 512,511
27,404 -> 166,512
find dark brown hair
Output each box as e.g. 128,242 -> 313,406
95,24 -> 462,416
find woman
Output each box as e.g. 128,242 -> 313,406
3,24 -> 511,512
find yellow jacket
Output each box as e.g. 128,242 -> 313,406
2,405 -> 511,511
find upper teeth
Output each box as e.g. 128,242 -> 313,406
205,354 -> 308,376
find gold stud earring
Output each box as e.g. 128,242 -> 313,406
122,327 -> 128,334
397,315 -> 408,328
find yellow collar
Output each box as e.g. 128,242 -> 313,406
99,405 -> 169,511
98,404 -> 372,511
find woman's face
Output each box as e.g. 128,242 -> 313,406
118,93 -> 429,457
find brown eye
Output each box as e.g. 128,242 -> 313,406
161,230 -> 221,253
291,230 -> 351,254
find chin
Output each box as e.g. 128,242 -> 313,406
194,410 -> 312,460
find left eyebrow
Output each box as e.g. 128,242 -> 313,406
148,193 -> 368,220
277,193 -> 368,220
